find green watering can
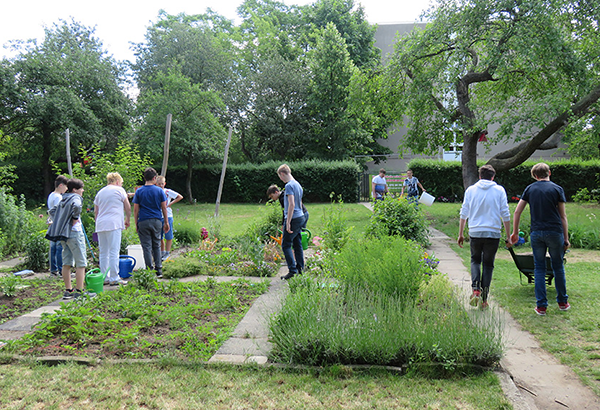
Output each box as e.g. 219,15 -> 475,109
85,268 -> 108,294
301,228 -> 312,251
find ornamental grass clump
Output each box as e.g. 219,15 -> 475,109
269,274 -> 504,371
333,236 -> 427,301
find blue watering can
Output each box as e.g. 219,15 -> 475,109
119,255 -> 136,279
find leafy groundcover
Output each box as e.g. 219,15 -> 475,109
0,278 -> 63,325
2,276 -> 269,360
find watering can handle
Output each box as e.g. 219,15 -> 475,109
302,228 -> 311,239
120,255 -> 136,269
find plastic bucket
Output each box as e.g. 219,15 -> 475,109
418,192 -> 435,206
119,255 -> 136,279
301,229 -> 312,251
85,268 -> 107,294
126,244 -> 146,270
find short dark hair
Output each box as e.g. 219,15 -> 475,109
54,175 -> 68,188
531,163 -> 550,179
479,165 -> 496,180
143,167 -> 158,182
379,168 -> 386,174
266,184 -> 280,197
66,178 -> 84,192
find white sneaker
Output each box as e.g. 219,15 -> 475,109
161,251 -> 170,261
109,279 -> 128,286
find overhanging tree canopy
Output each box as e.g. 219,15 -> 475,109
377,0 -> 600,188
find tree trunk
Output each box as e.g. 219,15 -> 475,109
186,154 -> 194,204
461,131 -> 479,189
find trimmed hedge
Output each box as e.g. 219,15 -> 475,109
164,160 -> 362,203
408,159 -> 600,202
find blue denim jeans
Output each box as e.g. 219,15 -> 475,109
49,240 -> 63,272
530,231 -> 568,307
469,237 -> 500,302
282,216 -> 304,274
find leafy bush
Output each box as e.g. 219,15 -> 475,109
321,194 -> 354,252
333,236 -> 428,301
569,223 -> 600,250
0,188 -> 32,256
366,195 -> 430,246
25,231 -> 48,272
244,201 -> 282,240
165,159 -> 361,203
173,225 -> 202,245
162,257 -> 208,279
0,276 -> 20,297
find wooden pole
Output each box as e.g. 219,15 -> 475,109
65,128 -> 73,177
215,126 -> 233,217
160,114 -> 173,177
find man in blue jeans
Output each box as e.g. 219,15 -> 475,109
511,163 -> 570,316
277,164 -> 304,280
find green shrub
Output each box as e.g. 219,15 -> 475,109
321,194 -> 354,252
25,231 -> 48,272
366,195 -> 430,246
569,223 -> 600,250
162,257 -> 208,279
0,188 -> 32,256
333,236 -> 428,301
243,201 -> 282,240
173,225 -> 202,245
0,276 -> 20,297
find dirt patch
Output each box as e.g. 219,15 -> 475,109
0,280 -> 64,324
495,247 -> 600,263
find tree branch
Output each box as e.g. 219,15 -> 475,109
488,83 -> 600,171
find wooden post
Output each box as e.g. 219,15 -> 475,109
161,114 -> 172,177
215,126 -> 233,217
65,128 -> 73,177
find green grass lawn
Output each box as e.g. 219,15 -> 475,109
170,202 -> 372,240
425,202 -> 600,397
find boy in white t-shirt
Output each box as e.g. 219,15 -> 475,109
371,168 -> 388,200
156,176 -> 183,261
47,175 -> 68,276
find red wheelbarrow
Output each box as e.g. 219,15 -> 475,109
507,247 -> 566,286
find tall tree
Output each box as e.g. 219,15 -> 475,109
134,69 -> 226,201
0,20 -> 130,196
306,22 -> 373,159
379,0 -> 600,188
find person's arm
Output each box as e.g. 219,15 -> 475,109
94,204 -> 99,219
286,194 -> 295,233
123,196 -> 131,229
510,199 -> 527,244
372,182 -> 376,199
503,219 -> 512,248
558,202 -> 570,250
161,201 -> 170,233
169,193 -> 183,208
457,218 -> 467,248
133,203 -> 140,233
418,181 -> 425,191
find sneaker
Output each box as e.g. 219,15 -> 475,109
73,290 -> 97,299
63,289 -> 75,299
558,302 -> 571,311
161,251 -> 170,261
534,306 -> 547,316
104,280 -> 110,285
110,279 -> 128,286
480,301 -> 489,310
281,272 -> 295,280
50,271 -> 61,277
156,270 -> 163,279
469,290 -> 481,307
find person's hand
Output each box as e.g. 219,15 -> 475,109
510,233 -> 519,245
124,219 -> 130,229
286,221 -> 292,234
505,238 -> 513,248
457,235 -> 464,248
164,221 -> 170,233
564,240 -> 570,251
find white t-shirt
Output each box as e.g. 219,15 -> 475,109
47,192 -> 62,224
164,188 -> 181,218
94,185 -> 128,232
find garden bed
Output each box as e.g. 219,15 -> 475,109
0,278 -> 63,325
2,274 -> 269,360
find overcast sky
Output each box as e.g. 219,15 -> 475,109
0,0 -> 432,63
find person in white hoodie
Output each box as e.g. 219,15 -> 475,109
457,165 -> 511,309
